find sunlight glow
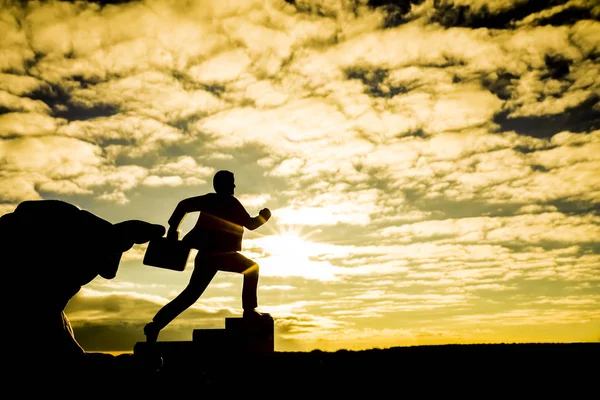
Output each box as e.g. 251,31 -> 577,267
276,206 -> 371,226
245,227 -> 344,281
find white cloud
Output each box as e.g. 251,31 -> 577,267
569,19 -> 600,57
189,49 -> 252,84
382,213 -> 600,244
531,131 -> 599,169
433,0 -> 527,14
59,114 -> 188,158
0,135 -> 102,175
0,174 -> 42,202
238,193 -> 271,208
0,73 -> 47,96
0,90 -> 51,114
506,71 -> 596,118
0,112 -> 65,137
0,6 -> 35,72
74,164 -> 148,192
71,71 -> 227,122
142,175 -> 184,187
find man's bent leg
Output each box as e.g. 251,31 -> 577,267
215,252 -> 259,312
242,263 -> 259,311
146,258 -> 217,343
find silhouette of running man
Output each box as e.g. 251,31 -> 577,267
144,170 -> 272,344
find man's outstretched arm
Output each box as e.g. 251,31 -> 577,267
245,208 -> 271,230
167,196 -> 206,238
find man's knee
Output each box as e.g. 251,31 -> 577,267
242,262 -> 259,276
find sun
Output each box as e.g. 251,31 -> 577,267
244,226 -> 340,281
259,227 -> 316,258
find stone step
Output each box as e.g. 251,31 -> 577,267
134,315 -> 275,363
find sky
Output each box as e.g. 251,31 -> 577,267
1,0 -> 599,353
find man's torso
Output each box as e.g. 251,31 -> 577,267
183,193 -> 250,252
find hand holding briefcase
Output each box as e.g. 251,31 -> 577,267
143,237 -> 191,271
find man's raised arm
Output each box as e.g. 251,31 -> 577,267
245,208 -> 271,230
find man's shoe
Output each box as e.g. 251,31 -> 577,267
143,321 -> 160,344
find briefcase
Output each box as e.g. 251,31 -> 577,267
143,237 -> 191,271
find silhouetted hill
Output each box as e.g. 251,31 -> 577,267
28,342 -> 597,395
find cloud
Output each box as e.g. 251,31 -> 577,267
0,73 -> 48,96
275,187 -> 379,226
0,112 -> 64,137
438,0 -> 525,14
238,193 -> 272,208
189,49 -> 252,83
0,135 -> 103,199
67,287 -> 238,324
143,156 -> 213,187
381,212 -> 600,244
0,6 -> 35,73
451,308 -> 600,326
0,90 -> 51,114
516,0 -> 600,27
352,129 -> 600,205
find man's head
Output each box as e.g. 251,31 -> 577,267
213,170 -> 235,195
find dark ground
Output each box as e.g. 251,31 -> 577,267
35,342 -> 597,395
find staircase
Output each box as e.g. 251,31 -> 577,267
133,315 -> 274,368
